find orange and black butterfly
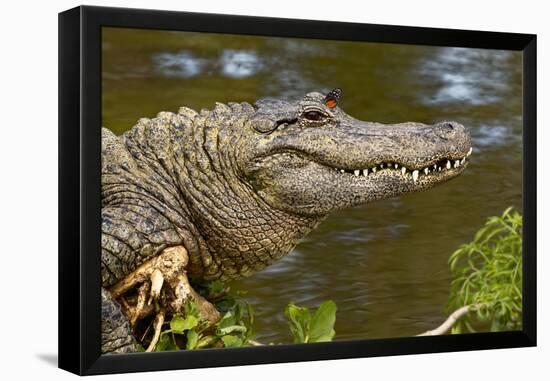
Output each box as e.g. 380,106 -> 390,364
324,88 -> 342,108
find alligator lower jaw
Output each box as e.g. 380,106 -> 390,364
333,148 -> 473,184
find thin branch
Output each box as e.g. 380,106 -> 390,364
248,339 -> 265,346
146,309 -> 166,352
417,304 -> 482,336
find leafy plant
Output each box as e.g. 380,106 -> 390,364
285,300 -> 337,343
155,293 -> 255,351
213,295 -> 255,348
155,302 -> 200,351
447,207 -> 522,333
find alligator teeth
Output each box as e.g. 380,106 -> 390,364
334,157 -> 469,179
467,147 -> 473,156
338,158 -> 471,180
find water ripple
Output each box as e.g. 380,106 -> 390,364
152,50 -> 204,78
419,47 -> 513,106
220,50 -> 261,78
152,49 -> 261,79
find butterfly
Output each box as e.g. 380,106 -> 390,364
324,88 -> 342,108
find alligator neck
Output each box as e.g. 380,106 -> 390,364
170,117 -> 320,280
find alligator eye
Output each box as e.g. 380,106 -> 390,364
303,110 -> 326,121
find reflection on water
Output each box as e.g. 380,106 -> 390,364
152,49 -> 262,79
475,124 -> 518,147
419,47 -> 514,106
220,50 -> 261,78
153,51 -> 204,78
102,27 -> 522,343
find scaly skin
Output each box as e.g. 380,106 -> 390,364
100,91 -> 472,353
101,288 -> 138,354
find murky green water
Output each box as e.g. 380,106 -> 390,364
102,27 -> 522,343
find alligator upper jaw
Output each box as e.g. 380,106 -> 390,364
332,147 -> 473,184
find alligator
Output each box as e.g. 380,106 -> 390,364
101,89 -> 472,353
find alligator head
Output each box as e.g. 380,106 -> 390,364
239,90 -> 472,216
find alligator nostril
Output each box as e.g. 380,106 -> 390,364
435,121 -> 463,140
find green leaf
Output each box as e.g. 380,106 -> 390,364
221,335 -> 243,348
196,335 -> 217,349
170,314 -> 199,333
233,301 -> 244,323
285,303 -> 311,343
155,332 -> 179,352
217,311 -> 236,329
245,302 -> 255,339
217,325 -> 247,336
309,300 -> 337,342
135,344 -> 146,352
207,280 -> 226,294
184,301 -> 199,318
186,329 -> 199,350
216,298 -> 236,312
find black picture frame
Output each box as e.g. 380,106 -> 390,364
58,5 -> 537,376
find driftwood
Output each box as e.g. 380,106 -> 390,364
417,304 -> 481,336
108,245 -> 221,351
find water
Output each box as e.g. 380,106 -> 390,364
102,27 -> 523,343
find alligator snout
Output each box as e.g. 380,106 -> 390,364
434,121 -> 467,140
